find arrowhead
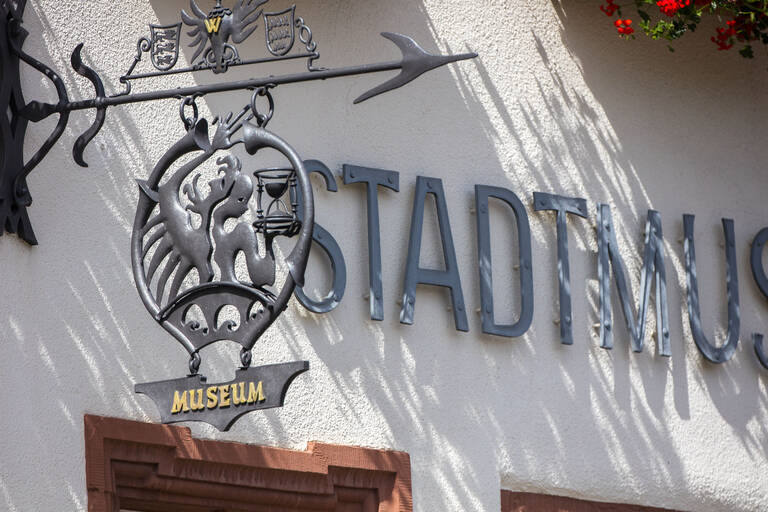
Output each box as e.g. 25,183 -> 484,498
354,32 -> 476,104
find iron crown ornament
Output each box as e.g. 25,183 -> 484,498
0,0 -> 476,429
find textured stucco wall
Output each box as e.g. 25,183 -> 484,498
1,1 -> 767,511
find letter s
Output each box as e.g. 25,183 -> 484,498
293,160 -> 347,313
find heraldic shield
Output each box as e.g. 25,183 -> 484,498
131,112 -> 314,430
150,23 -> 182,71
264,6 -> 295,56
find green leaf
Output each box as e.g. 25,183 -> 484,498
739,44 -> 755,58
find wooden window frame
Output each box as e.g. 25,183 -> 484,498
84,415 -> 412,512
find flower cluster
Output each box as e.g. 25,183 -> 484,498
711,20 -> 736,51
600,0 -> 619,16
656,0 -> 690,17
598,0 -> 768,59
615,18 -> 635,35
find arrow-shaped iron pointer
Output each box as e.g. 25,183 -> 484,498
353,33 -> 475,103
21,33 -> 476,166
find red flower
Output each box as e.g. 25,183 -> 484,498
656,0 -> 690,17
600,0 -> 619,16
711,19 -> 736,50
615,18 -> 635,35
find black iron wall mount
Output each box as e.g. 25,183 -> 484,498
0,0 -> 475,245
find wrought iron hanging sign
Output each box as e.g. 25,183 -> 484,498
131,112 -> 315,431
0,0 -> 475,430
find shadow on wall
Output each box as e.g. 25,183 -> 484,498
550,0 -> 768,439
1,1 -> 768,511
0,1 -> 183,511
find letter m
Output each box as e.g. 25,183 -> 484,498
205,16 -> 222,34
171,390 -> 189,414
597,205 -> 670,356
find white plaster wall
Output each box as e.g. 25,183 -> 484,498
1,0 -> 767,510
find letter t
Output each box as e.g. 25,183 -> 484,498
533,192 -> 588,345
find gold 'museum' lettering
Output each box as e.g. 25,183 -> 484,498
206,386 -> 218,408
190,388 -> 204,411
219,384 -> 231,408
171,381 -> 266,414
171,390 -> 189,414
248,381 -> 266,403
232,381 -> 246,405
204,16 -> 222,34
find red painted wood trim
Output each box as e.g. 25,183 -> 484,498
84,414 -> 412,512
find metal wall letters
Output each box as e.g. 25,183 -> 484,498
597,205 -> 670,356
5,0 -> 768,420
475,185 -> 533,338
753,334 -> 768,370
343,165 -> 400,321
401,176 -> 468,332
293,159 -> 347,314
683,215 -> 740,364
533,192 -> 587,345
750,227 -> 768,299
749,228 -> 768,370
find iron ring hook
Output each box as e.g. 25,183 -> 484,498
250,87 -> 274,127
240,347 -> 252,369
179,95 -> 200,130
188,352 -> 201,376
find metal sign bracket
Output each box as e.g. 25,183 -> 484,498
0,0 -> 475,245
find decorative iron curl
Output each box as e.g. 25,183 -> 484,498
114,37 -> 151,97
295,16 -> 321,70
7,16 -> 69,203
70,44 -> 106,168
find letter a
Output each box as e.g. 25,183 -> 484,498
401,176 -> 468,332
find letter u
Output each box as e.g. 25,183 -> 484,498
683,214 -> 740,363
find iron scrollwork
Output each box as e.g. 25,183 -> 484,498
1,0 -> 474,245
133,89 -> 315,428
134,102 -> 312,361
0,0 -> 476,429
0,0 -> 67,244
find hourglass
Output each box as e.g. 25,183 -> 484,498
252,167 -> 301,238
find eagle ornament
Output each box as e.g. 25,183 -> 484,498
181,0 -> 267,73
